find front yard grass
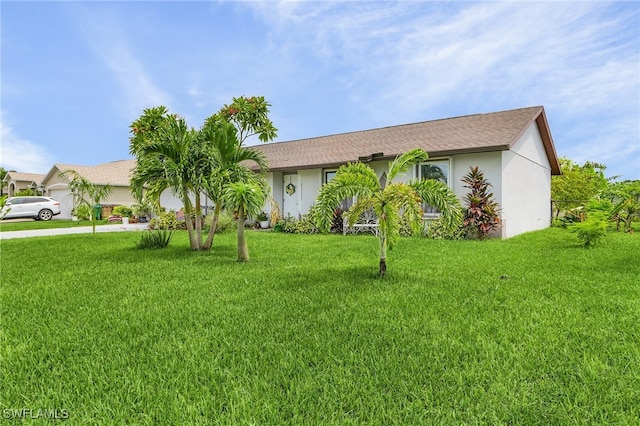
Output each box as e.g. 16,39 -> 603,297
1,228 -> 639,424
0,219 -> 107,232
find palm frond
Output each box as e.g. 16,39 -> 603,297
387,148 -> 428,183
314,162 -> 380,232
410,178 -> 463,231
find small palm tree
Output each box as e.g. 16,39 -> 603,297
222,178 -> 269,262
201,120 -> 269,250
314,148 -> 462,276
60,169 -> 113,235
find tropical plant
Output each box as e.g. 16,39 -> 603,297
200,120 -> 270,250
569,199 -> 611,248
136,229 -> 174,249
73,205 -> 92,221
222,178 -> 270,262
603,180 -> 640,232
129,97 -> 275,251
59,169 -> 113,235
461,166 -> 501,239
200,97 -> 275,250
0,195 -> 10,220
130,107 -> 207,250
314,148 -> 462,276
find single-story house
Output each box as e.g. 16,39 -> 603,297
40,160 -> 139,219
252,106 -> 561,238
2,172 -> 46,197
39,160 -> 214,219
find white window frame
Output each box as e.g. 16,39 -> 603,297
417,158 -> 452,215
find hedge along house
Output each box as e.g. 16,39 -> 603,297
252,106 -> 561,239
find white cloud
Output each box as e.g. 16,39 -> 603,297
0,113 -> 53,173
68,5 -> 172,118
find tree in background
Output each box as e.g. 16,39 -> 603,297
59,169 -> 112,235
551,158 -> 609,220
314,148 -> 462,277
461,166 -> 501,239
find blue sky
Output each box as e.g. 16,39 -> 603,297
2,1 -> 639,180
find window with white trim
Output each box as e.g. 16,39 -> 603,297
418,159 -> 451,214
324,169 -> 353,210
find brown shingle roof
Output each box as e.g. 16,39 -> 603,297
4,172 -> 46,184
251,106 -> 561,175
54,159 -> 136,186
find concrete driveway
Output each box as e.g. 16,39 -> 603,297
0,222 -> 149,240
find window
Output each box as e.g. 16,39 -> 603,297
324,170 -> 337,184
418,159 -> 450,214
324,169 -> 353,210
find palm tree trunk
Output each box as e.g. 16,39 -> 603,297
203,202 -> 222,250
379,231 -> 387,277
194,193 -> 203,249
237,206 -> 249,262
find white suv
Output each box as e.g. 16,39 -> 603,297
1,196 -> 61,221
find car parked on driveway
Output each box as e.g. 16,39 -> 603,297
1,196 -> 61,221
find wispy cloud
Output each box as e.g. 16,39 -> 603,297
0,112 -> 53,173
245,1 -> 639,178
66,5 -> 172,118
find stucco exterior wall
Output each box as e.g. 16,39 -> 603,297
298,169 -> 322,214
501,123 -> 552,238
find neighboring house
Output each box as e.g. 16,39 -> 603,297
40,159 -> 212,219
251,106 -> 561,238
2,172 -> 46,197
40,160 -> 138,219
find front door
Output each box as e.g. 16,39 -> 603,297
283,174 -> 300,219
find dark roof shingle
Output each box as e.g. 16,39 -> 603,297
252,106 -> 560,174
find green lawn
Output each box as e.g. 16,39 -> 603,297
0,219 -> 107,232
1,229 -> 639,424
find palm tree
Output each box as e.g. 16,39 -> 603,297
59,169 -> 113,235
222,177 -> 269,262
130,107 -> 209,250
314,148 -> 462,276
200,120 -> 269,250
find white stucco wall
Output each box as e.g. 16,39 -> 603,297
299,169 -> 323,214
501,123 -> 552,238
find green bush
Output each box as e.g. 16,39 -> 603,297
203,211 -> 235,234
149,211 -> 181,230
569,199 -> 611,248
426,216 -> 464,240
276,215 -> 318,234
112,205 -> 133,218
73,205 -> 92,221
136,229 -> 174,249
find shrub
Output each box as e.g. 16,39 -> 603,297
112,205 -> 133,218
462,166 -> 501,239
149,211 -> 181,230
426,216 -> 464,240
136,229 -> 174,249
569,199 -> 611,248
73,205 -> 92,221
203,211 -> 235,234
276,215 -> 318,234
